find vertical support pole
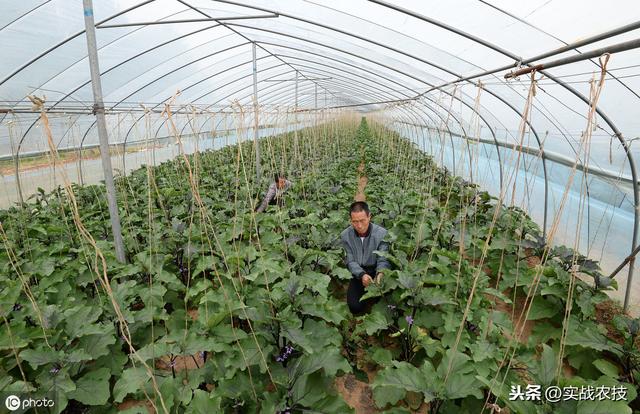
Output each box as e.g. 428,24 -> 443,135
314,83 -> 318,126
294,71 -> 299,168
625,259 -> 636,311
82,0 -> 126,263
7,121 -> 24,205
294,71 -> 299,113
252,42 -> 261,182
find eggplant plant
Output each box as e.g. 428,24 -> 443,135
0,118 -> 636,413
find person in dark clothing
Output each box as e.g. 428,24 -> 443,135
255,173 -> 292,213
340,201 -> 390,314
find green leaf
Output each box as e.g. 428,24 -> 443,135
437,348 -> 472,377
283,326 -> 315,354
371,348 -> 394,367
332,267 -> 352,280
294,347 -> 351,378
468,340 -> 496,363
529,322 -> 561,345
527,296 -> 561,320
0,326 -> 29,350
78,332 -> 116,359
592,359 -> 620,378
565,323 -> 612,352
186,389 -> 222,413
63,305 -> 102,338
373,361 -> 427,394
68,368 -> 111,405
113,366 -> 150,403
373,385 -> 406,409
20,348 -> 62,369
576,399 -> 631,414
359,311 -> 390,335
538,344 -> 558,386
299,297 -> 346,325
445,373 -> 483,399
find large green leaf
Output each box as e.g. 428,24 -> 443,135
78,332 -> 116,359
113,366 -> 150,403
592,359 -> 620,378
576,400 -> 631,414
63,305 -> 102,338
527,296 -> 561,320
437,348 -> 473,377
373,361 -> 428,394
444,372 -> 483,399
537,344 -> 558,386
373,385 -> 406,409
68,368 -> 111,405
20,348 -> 62,369
294,347 -> 351,378
358,311 -> 390,335
565,323 -> 612,352
283,326 -> 315,354
186,389 -> 222,413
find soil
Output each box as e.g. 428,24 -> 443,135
355,160 -> 367,202
595,300 -> 626,345
491,291 -> 535,344
154,352 -> 206,372
117,399 -> 155,413
334,374 -> 380,414
187,308 -> 199,321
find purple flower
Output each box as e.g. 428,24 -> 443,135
405,315 -> 414,326
50,366 -> 60,375
199,351 -> 206,359
275,345 -> 295,363
169,358 -> 177,368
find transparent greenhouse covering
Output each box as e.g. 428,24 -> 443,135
1,0 -> 640,317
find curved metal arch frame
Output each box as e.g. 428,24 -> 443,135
119,65 -> 298,161
47,23 -> 224,110
3,0 -> 635,307
173,70 -> 469,184
121,65 -> 295,170
263,46 -> 504,188
263,61 -> 491,178
190,45 -> 503,182
108,41 -> 253,109
0,0 -> 158,86
14,39 -> 256,156
256,67 -> 469,175
212,22 -> 549,232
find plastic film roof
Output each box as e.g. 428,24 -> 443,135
1,1 -> 639,152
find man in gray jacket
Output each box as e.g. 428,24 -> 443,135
341,201 -> 390,314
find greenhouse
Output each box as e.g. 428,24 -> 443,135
1,0 -> 640,412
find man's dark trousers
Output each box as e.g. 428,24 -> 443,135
347,266 -> 376,314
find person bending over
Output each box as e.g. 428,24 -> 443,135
255,173 -> 292,213
340,201 -> 390,314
